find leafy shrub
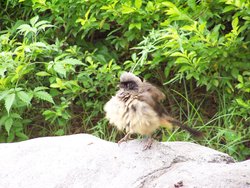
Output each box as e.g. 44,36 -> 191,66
130,0 -> 250,160
0,15 -> 122,142
0,0 -> 249,160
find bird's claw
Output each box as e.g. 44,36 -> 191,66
118,134 -> 132,146
142,137 -> 153,151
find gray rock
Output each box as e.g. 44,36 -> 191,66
0,134 -> 249,188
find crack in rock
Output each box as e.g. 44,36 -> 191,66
134,157 -> 189,188
134,166 -> 170,188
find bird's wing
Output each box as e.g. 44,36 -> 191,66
140,82 -> 166,101
137,82 -> 168,117
137,81 -> 203,136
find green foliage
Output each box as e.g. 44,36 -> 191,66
0,0 -> 249,160
129,0 -> 250,160
0,14 -> 121,142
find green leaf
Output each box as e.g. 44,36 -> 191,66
55,129 -> 65,136
129,23 -> 141,30
54,63 -> 66,77
131,53 -> 137,62
34,86 -> 49,92
187,0 -> 196,10
212,79 -> 219,87
181,25 -> 194,31
135,0 -> 142,9
31,42 -> 48,48
145,1 -> 154,12
0,66 -> 7,77
5,117 -> 13,135
178,65 -> 191,72
7,132 -> 15,143
232,17 -> 239,30
17,24 -> 32,32
16,132 -> 29,140
0,90 -> 10,101
100,5 -> 112,10
17,91 -> 32,105
224,130 -> 239,142
50,83 -> 61,88
35,91 -> 54,104
121,5 -> 135,14
171,52 -> 186,57
10,113 -> 22,119
238,75 -> 243,83
61,58 -> 84,65
50,78 -> 65,89
0,115 -> 8,127
164,62 -> 174,78
162,2 -> 176,8
38,23 -> 54,31
36,71 -> 51,76
17,24 -> 36,36
231,68 -> 239,79
223,6 -> 235,13
4,93 -> 15,114
236,98 -> 249,108
30,15 -> 39,26
34,20 -> 50,28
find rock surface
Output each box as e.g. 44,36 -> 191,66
0,134 -> 249,188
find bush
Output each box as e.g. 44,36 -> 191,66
0,0 -> 249,160
127,0 -> 250,160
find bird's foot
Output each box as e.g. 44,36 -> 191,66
118,133 -> 132,146
142,137 -> 154,151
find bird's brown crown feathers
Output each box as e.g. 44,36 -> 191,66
120,72 -> 142,85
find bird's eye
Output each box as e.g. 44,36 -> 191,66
128,82 -> 138,90
119,81 -> 138,90
128,83 -> 132,89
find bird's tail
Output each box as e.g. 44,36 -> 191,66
160,116 -> 203,137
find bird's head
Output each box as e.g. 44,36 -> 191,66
119,72 -> 142,91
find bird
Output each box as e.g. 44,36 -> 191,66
104,72 -> 202,150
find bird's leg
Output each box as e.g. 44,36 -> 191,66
143,136 -> 154,151
118,133 -> 132,145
